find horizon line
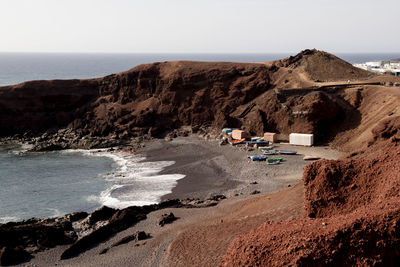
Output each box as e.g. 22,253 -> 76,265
1,51 -> 400,55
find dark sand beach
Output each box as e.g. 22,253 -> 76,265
22,136 -> 342,267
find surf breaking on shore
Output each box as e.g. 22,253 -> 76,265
63,149 -> 186,209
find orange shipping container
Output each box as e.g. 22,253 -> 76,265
264,132 -> 277,143
232,130 -> 250,140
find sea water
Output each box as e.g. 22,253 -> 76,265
0,145 -> 184,223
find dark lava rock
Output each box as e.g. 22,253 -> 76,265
251,190 -> 261,195
68,211 -> 89,222
99,248 -> 109,255
112,231 -> 150,247
159,213 -> 178,227
136,231 -> 150,241
0,217 -> 77,253
89,206 -> 117,225
61,200 -> 183,260
34,143 -> 65,151
0,247 -> 32,266
208,195 -> 227,201
60,210 -> 147,260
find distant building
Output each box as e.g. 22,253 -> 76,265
392,70 -> 400,76
365,61 -> 382,67
353,60 -> 400,76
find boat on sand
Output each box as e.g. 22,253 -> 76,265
279,150 -> 297,155
230,138 -> 246,145
247,155 -> 267,161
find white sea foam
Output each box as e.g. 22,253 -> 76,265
8,143 -> 33,155
64,148 -> 185,209
0,216 -> 19,224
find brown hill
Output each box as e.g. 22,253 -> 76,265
279,49 -> 373,82
0,49 -> 387,148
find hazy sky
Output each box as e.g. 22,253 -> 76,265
0,0 -> 399,53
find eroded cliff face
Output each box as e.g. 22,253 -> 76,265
71,61 -> 274,137
0,50 -> 373,145
0,79 -> 99,136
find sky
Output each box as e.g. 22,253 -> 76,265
0,0 -> 399,53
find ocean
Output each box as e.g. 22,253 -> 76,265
0,145 -> 184,223
0,52 -> 398,222
1,52 -> 399,87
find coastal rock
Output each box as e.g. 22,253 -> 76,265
61,200 -> 183,260
111,231 -> 151,247
0,215 -> 78,266
0,247 -> 31,266
159,213 -> 178,227
67,211 -> 89,222
89,206 -> 117,225
207,195 -> 227,201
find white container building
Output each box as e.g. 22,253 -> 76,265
289,133 -> 314,146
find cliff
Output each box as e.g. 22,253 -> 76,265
0,49 -> 375,147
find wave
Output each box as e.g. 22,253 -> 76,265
0,216 -> 19,224
63,149 -> 185,209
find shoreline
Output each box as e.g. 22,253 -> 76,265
1,135 -> 344,266
0,136 -> 343,224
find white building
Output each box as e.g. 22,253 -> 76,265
353,60 -> 400,76
365,61 -> 382,67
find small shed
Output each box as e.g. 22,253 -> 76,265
232,130 -> 250,140
263,132 -> 277,143
289,133 -> 314,146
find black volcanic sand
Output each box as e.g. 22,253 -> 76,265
139,136 -> 343,200
140,137 -> 240,200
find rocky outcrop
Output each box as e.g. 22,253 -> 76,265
0,192 -> 231,265
159,212 -> 178,227
0,212 -> 86,265
0,79 -> 99,136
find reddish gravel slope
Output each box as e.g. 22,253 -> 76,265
222,125 -> 400,266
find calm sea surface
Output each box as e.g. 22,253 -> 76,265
0,52 -> 398,222
0,145 -> 114,222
